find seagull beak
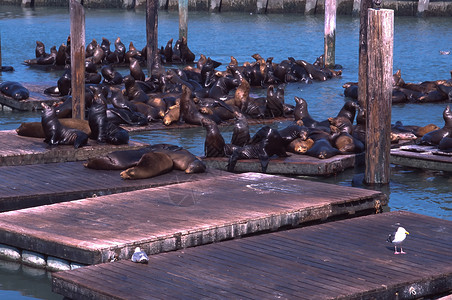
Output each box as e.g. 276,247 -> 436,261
406,231 -> 410,235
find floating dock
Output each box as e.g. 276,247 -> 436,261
0,130 -> 147,166
0,172 -> 386,266
390,144 -> 452,172
0,83 -> 61,111
0,161 -> 224,212
203,153 -> 364,176
51,211 -> 452,299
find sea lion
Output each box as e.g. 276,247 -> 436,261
420,105 -> 452,145
265,85 -> 284,118
153,146 -> 205,172
208,75 -> 240,101
163,38 -> 173,63
124,75 -> 149,103
101,65 -> 123,85
129,57 -> 145,81
57,69 -> 72,96
414,124 -> 440,137
35,41 -> 46,58
295,59 -> 328,81
86,39 -> 98,58
88,91 -> 129,145
331,129 -> 364,154
185,158 -> 207,174
55,44 -> 68,66
293,96 -> 329,131
84,146 -> 153,170
234,77 -> 250,111
16,119 -> 91,138
202,117 -> 226,157
180,85 -> 205,125
109,86 -> 137,112
438,136 -> 452,152
163,104 -> 181,126
278,122 -> 309,145
230,111 -> 250,147
40,103 -> 89,148
120,152 -> 174,180
305,138 -> 341,159
0,81 -> 30,100
286,137 -> 314,154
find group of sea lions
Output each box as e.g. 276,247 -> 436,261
418,105 -> 452,152
84,143 -> 206,179
343,70 -> 452,104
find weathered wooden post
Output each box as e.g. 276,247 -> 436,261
365,8 -> 394,185
70,0 -> 85,120
352,0 -> 361,16
0,32 -> 2,68
324,0 -> 336,68
146,0 -> 159,75
178,0 -> 188,40
417,0 -> 429,16
357,0 -> 374,110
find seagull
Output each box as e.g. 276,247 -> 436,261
131,247 -> 149,264
440,50 -> 450,55
387,226 -> 409,254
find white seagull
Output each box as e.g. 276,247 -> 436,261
387,226 -> 409,254
131,247 -> 149,264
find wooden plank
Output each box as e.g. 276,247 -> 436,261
390,145 -> 452,171
203,152 -> 364,176
0,173 -> 386,265
52,211 -> 452,299
0,130 -> 147,166
0,161 -> 224,212
0,83 -> 61,111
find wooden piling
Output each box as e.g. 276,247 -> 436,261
0,31 -> 2,68
146,0 -> 159,75
365,9 -> 394,185
357,0 -> 373,110
70,0 -> 86,120
178,0 -> 188,40
417,0 -> 430,16
324,0 -> 336,68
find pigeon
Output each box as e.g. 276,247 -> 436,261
131,247 -> 149,264
387,226 -> 409,254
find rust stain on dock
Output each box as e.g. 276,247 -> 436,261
0,130 -> 147,166
0,173 -> 386,265
52,211 -> 452,300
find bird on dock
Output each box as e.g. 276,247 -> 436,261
386,226 -> 409,254
131,247 -> 149,264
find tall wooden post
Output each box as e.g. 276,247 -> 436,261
324,0 -> 336,68
365,9 -> 394,185
0,31 -> 2,68
70,0 -> 85,120
357,0 -> 373,110
146,0 -> 159,75
417,0 -> 429,16
178,0 -> 188,40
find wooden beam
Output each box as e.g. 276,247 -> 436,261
357,0 -> 373,110
417,0 -> 429,16
146,0 -> 159,75
324,0 -> 336,68
70,0 -> 86,120
365,8 -> 394,185
178,0 -> 188,40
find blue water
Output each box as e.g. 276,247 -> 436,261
0,6 -> 451,299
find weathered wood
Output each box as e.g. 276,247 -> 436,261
365,9 -> 394,184
0,161 -> 224,212
305,0 -> 317,14
357,0 -> 373,109
178,0 -> 188,40
352,0 -> 361,16
0,31 -> 2,68
146,0 -> 159,75
418,0 -> 430,16
391,145 -> 452,171
70,0 -> 86,120
52,211 -> 452,299
0,173 -> 387,265
0,130 -> 147,166
324,0 -> 336,68
203,152 -> 363,176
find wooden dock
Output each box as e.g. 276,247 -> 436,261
391,144 -> 452,172
0,161 -> 224,212
0,172 -> 386,265
0,82 -> 61,111
204,153 -> 364,176
0,130 -> 147,166
51,211 -> 452,299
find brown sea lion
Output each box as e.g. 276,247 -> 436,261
147,96 -> 167,118
180,85 -> 205,125
153,147 -> 203,172
120,152 -> 174,180
84,146 -> 153,170
129,57 -> 145,82
16,119 -> 91,138
163,104 -> 181,126
185,159 -> 207,174
305,138 -> 341,159
415,124 -> 440,137
286,137 -> 314,154
230,111 -> 250,147
234,78 -> 250,111
202,118 -> 225,157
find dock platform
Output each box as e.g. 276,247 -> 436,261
0,172 -> 386,265
391,144 -> 452,172
203,153 -> 364,176
0,83 -> 61,111
0,130 -> 147,166
0,161 -> 224,212
52,211 -> 452,300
